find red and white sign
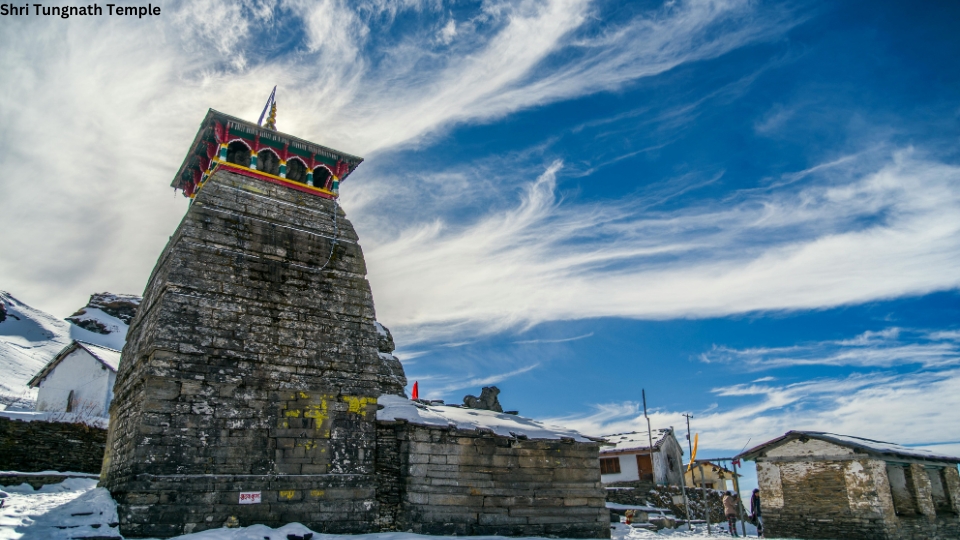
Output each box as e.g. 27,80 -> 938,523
239,491 -> 261,504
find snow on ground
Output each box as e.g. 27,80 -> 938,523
378,394 -> 596,441
611,522 -> 766,538
0,477 -> 117,540
1,477 -> 782,540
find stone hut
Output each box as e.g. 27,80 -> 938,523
376,395 -> 610,537
738,431 -> 960,540
100,108 -> 609,538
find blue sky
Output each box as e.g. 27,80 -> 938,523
2,0 -> 959,484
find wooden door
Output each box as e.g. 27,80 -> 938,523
637,454 -> 654,481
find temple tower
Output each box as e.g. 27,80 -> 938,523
101,109 -> 397,537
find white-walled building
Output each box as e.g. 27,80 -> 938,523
600,429 -> 685,486
29,341 -> 120,418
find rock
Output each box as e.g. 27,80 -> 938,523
463,386 -> 503,412
375,321 -> 395,353
66,292 -> 141,334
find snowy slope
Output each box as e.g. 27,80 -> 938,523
0,292 -> 135,408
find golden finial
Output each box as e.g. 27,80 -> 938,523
265,100 -> 277,130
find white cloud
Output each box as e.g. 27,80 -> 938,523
414,362 -> 542,398
513,332 -> 593,344
362,149 -> 960,342
549,369 -> 960,455
701,326 -> 959,369
0,0 -> 789,317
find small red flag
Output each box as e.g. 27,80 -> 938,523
412,381 -> 419,400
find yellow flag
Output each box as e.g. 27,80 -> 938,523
687,433 -> 698,472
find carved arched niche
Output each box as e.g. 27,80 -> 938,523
313,166 -> 332,189
286,158 -> 307,183
258,149 -> 281,176
226,141 -> 251,168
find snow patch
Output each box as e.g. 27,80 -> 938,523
377,394 -> 592,442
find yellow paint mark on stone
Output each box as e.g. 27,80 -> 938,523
284,409 -> 301,418
299,391 -> 309,399
342,396 -> 376,416
298,440 -> 318,450
310,490 -> 325,497
304,401 -> 328,421
279,490 -> 296,500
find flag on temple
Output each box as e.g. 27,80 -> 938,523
412,381 -> 419,400
258,86 -> 277,126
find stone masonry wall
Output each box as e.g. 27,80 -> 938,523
0,416 -> 106,474
760,458 -> 960,540
101,171 -> 385,538
376,420 -> 610,538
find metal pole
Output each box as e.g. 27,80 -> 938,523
643,389 -> 654,478
699,463 -> 711,535
683,413 -> 694,531
732,459 -> 747,537
672,427 -> 693,531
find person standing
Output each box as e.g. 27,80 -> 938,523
750,488 -> 764,537
722,491 -> 740,537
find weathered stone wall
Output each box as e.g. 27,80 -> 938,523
376,420 -> 610,538
0,416 -> 106,474
759,456 -> 960,540
605,482 -> 728,523
101,171 -> 387,537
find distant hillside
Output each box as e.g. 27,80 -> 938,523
0,291 -> 140,408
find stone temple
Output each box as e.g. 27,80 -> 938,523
100,108 -> 609,537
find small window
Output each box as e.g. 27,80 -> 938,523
258,149 -> 281,176
66,390 -> 75,412
667,454 -> 676,471
286,158 -> 307,183
226,141 -> 251,167
600,457 -> 621,475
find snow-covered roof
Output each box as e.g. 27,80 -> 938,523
27,340 -> 121,387
600,429 -> 675,454
377,394 -> 599,442
738,431 -> 960,464
79,342 -> 121,371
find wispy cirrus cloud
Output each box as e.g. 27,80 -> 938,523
700,327 -> 960,369
413,362 -> 542,399
0,0 -> 794,316
513,332 -> 594,344
549,368 -> 960,453
362,148 -> 960,343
